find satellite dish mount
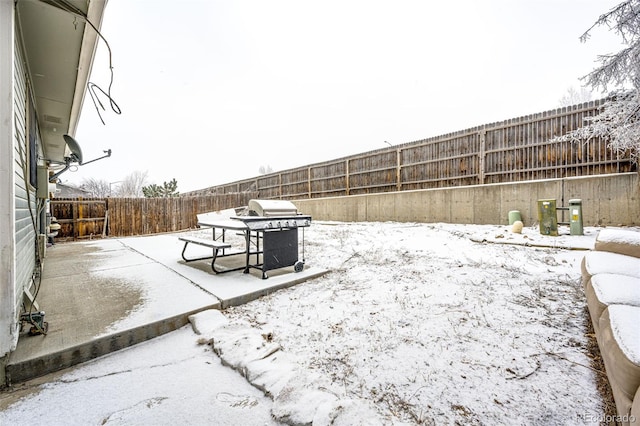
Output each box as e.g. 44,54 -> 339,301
48,134 -> 111,182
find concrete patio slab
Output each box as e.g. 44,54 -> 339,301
5,231 -> 327,384
120,232 -> 328,308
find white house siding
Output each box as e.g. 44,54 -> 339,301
13,30 -> 37,339
0,0 -> 17,360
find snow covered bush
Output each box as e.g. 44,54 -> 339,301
556,1 -> 640,166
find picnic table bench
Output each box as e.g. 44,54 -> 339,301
178,235 -> 238,273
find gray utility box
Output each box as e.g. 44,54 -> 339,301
568,199 -> 583,236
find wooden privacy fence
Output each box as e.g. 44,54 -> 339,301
185,99 -> 635,200
52,100 -> 636,240
51,192 -> 256,240
50,198 -> 107,240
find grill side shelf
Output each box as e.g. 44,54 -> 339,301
231,215 -> 311,231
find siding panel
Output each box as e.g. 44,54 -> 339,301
14,37 -> 36,312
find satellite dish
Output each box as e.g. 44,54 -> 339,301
49,134 -> 111,183
63,134 -> 83,164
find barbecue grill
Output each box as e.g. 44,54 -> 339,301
231,200 -> 311,279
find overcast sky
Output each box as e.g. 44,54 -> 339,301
67,0 -> 624,193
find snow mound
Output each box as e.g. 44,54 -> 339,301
608,305 -> 640,366
591,274 -> 640,307
582,251 -> 640,280
189,310 -> 382,425
595,228 -> 640,258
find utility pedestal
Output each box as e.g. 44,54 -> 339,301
569,199 -> 583,236
537,199 -> 558,236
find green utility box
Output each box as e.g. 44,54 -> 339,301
569,199 -> 583,235
508,210 -> 522,225
537,199 -> 558,236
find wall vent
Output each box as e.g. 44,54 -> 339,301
43,114 -> 62,124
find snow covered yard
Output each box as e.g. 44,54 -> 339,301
221,221 -> 608,425
2,221 -> 624,425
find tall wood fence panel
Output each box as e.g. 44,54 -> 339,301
281,168 -> 309,200
50,198 -> 107,240
184,99 -> 635,199
310,162 -> 347,198
51,192 -> 256,239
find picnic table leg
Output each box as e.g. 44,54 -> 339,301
210,247 -> 222,273
181,241 -> 212,263
181,241 -> 190,262
181,240 -> 221,273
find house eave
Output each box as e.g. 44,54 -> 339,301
16,0 -> 108,164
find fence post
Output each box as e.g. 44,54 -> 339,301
73,198 -> 79,240
396,148 -> 401,191
478,129 -> 486,185
345,159 -> 350,196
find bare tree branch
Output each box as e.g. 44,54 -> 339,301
116,170 -> 149,197
556,1 -> 640,166
80,177 -> 111,198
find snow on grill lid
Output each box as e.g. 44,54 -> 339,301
248,199 -> 298,217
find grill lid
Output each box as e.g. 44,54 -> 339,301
248,199 -> 298,217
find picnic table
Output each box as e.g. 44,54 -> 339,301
179,218 -> 259,274
179,205 -> 310,279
